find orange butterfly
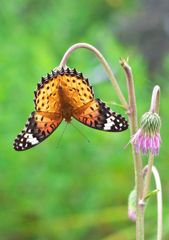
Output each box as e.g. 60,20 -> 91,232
14,67 -> 128,151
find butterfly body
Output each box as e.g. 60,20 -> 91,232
57,85 -> 72,123
14,67 -> 128,151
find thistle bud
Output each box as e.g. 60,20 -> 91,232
130,112 -> 161,155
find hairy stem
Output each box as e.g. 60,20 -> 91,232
60,43 -> 128,109
120,59 -> 144,240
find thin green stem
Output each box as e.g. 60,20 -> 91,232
142,165 -> 162,240
60,43 -> 129,110
152,166 -> 162,240
120,59 -> 144,240
143,153 -> 154,198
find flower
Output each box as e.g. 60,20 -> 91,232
130,112 -> 162,155
128,189 -> 136,222
128,208 -> 136,222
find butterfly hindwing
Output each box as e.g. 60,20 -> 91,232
14,111 -> 63,151
14,67 -> 129,151
73,99 -> 128,132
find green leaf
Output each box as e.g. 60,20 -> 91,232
106,101 -> 127,111
143,189 -> 159,203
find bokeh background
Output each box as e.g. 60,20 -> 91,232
1,0 -> 169,239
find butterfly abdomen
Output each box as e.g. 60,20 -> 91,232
58,85 -> 72,123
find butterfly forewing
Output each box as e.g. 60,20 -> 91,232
73,99 -> 128,132
14,112 -> 62,151
14,67 -> 128,151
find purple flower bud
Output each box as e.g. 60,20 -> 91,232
129,112 -> 161,155
128,208 -> 136,222
128,189 -> 136,222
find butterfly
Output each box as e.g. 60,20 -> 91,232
13,67 -> 128,151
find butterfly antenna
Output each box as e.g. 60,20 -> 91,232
56,123 -> 68,148
70,122 -> 90,143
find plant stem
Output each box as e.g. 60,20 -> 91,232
119,59 -> 144,240
60,43 -> 128,110
142,86 -> 160,214
142,165 -> 162,240
152,166 -> 162,240
150,85 -> 160,114
143,153 -> 154,198
141,85 -> 161,239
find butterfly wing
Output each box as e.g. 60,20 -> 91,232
73,99 -> 128,132
14,67 -> 128,151
14,111 -> 63,151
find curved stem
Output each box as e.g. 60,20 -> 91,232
152,166 -> 162,240
150,85 -> 160,114
120,59 -> 144,240
60,43 -> 129,110
142,165 -> 162,240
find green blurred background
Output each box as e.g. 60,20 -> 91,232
1,0 -> 169,239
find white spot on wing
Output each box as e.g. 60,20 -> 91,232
24,133 -> 39,145
104,122 -> 115,130
103,116 -> 117,130
106,116 -> 115,123
104,126 -> 111,130
24,133 -> 33,138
